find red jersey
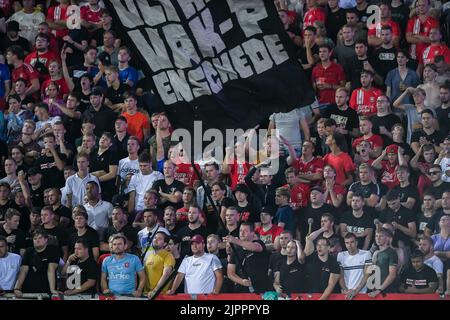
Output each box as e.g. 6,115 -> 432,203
311,62 -> 345,104
289,183 -> 310,210
303,7 -> 326,29
175,163 -> 201,187
292,156 -> 325,176
323,183 -> 347,206
41,78 -> 70,100
255,225 -> 284,245
422,44 -> 450,65
323,152 -> 355,186
380,160 -> 399,190
80,5 -> 103,24
47,5 -> 70,38
228,160 -> 251,190
352,134 -> 384,151
12,63 -> 39,84
406,15 -> 439,60
24,50 -> 60,82
368,20 -> 401,39
349,87 -> 382,116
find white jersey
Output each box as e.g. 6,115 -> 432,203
117,157 -> 140,193
0,253 -> 21,290
7,10 -> 46,44
439,156 -> 450,183
337,250 -> 372,293
178,253 -> 222,294
128,171 -> 164,211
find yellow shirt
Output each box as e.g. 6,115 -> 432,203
144,248 -> 175,293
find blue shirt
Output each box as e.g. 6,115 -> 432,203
274,205 -> 295,235
0,64 -> 11,98
101,253 -> 144,295
385,68 -> 420,105
119,66 -> 139,88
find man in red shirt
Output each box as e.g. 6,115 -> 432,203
25,33 -> 60,83
421,28 -> 450,66
303,0 -> 326,29
312,43 -> 346,106
406,0 -> 439,62
324,132 -> 355,187
222,141 -> 250,190
46,0 -> 70,39
121,91 -> 150,143
288,140 -> 324,186
352,117 -> 383,158
372,144 -> 406,191
81,0 -> 103,30
349,70 -> 382,116
5,45 -> 40,98
285,167 -> 310,211
254,207 -> 283,252
367,3 -> 401,48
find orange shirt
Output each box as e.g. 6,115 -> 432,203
121,111 -> 150,142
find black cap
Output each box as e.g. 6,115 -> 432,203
310,186 -> 324,193
27,167 -> 41,176
260,206 -> 276,216
234,184 -> 250,195
90,86 -> 104,96
97,51 -> 111,66
6,21 -> 19,32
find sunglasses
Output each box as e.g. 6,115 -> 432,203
429,171 -> 441,175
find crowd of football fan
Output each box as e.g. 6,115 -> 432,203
0,0 -> 449,300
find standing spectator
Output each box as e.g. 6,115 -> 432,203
345,40 -> 378,91
0,208 -> 26,255
393,165 -> 420,211
176,205 -> 207,259
417,192 -> 437,235
82,86 -> 116,137
398,250 -> 438,294
2,21 -> 31,54
287,140 -> 325,187
273,239 -> 306,295
435,83 -> 450,136
340,193 -> 374,250
334,24 -> 356,72
61,239 -> 98,296
104,65 -> 129,112
144,231 -> 175,298
80,0 -> 103,31
304,237 -> 340,299
152,160 -> 184,211
111,116 -> 130,161
311,43 -> 346,108
431,215 -> 450,264
349,70 -> 383,117
6,0 -> 45,45
46,0 -> 70,40
101,234 -> 146,297
137,208 -> 170,254
297,26 -> 319,78
323,132 -> 355,187
368,228 -> 398,297
148,112 -> 171,170
425,191 -> 450,236
65,152 -> 100,209
226,223 -> 270,293
367,4 -> 400,48
303,0 -> 326,29
304,213 -> 341,256
274,187 -> 295,236
116,135 -> 140,195
14,229 -> 59,297
100,206 -> 138,254
435,136 -> 450,183
5,45 -> 40,98
25,33 -> 60,84
303,186 -> 335,239
406,0 -> 439,64
370,95 -> 401,145
254,206 -> 283,252
411,110 -> 444,154
47,188 -> 71,228
84,180 -> 113,239
351,117 -> 384,158
322,165 -> 346,210
69,206 -> 100,261
40,206 -> 69,261
167,234 -> 223,294
284,167 -> 310,211
233,184 -> 260,226
371,26 -> 398,81
389,0 -> 410,37
419,236 -> 444,293
127,153 -> 164,214
117,46 -> 139,89
121,91 -> 150,144
338,233 -> 372,299
347,164 -> 380,208
325,0 -> 347,44
35,133 -> 66,189
0,235 -> 21,291
422,28 -> 450,67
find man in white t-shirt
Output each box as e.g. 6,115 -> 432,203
167,235 -> 223,294
6,0 -> 46,44
0,236 -> 21,291
436,136 -> 450,183
337,232 -> 372,299
117,136 -> 140,194
127,153 -> 164,213
137,208 -> 170,258
419,236 -> 444,293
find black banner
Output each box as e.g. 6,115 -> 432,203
104,0 -> 315,133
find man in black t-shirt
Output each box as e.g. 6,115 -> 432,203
41,206 -> 69,261
393,165 -> 420,213
62,239 -> 98,295
347,164 -> 381,208
0,182 -> 20,221
399,250 -> 438,294
176,206 -> 208,259
302,187 -> 335,241
101,206 -> 138,253
305,237 -> 340,299
14,229 -> 60,296
411,109 -> 445,154
226,223 -> 270,293
0,208 -> 27,255
34,133 -> 67,189
152,160 -> 185,211
274,239 -> 306,295
380,189 -> 417,248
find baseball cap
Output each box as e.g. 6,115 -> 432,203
260,206 -> 276,216
386,144 -> 399,154
97,51 -> 111,66
234,184 -> 250,195
6,21 -> 19,32
190,234 -> 205,244
310,186 -> 324,193
90,86 -> 104,96
27,167 -> 41,176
